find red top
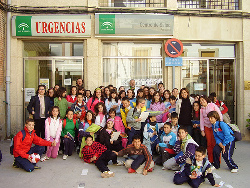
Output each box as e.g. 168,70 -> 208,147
81,142 -> 107,163
214,100 -> 228,114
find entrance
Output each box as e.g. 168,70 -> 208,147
23,57 -> 84,121
181,58 -> 235,123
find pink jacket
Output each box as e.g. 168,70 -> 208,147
45,117 -> 62,143
113,116 -> 125,133
200,103 -> 223,131
87,97 -> 104,112
149,102 -> 165,122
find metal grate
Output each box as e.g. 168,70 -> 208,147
99,0 -> 165,7
0,2 -> 6,88
177,0 -> 239,10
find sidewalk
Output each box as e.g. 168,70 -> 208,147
0,140 -> 249,188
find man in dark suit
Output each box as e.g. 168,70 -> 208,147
27,85 -> 51,139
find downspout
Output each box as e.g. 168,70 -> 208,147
6,0 -> 11,137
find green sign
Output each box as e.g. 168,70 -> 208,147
99,14 -> 115,34
16,16 -> 32,36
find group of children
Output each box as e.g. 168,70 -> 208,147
12,82 -> 239,188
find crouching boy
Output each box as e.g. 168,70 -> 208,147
13,119 -> 56,172
113,134 -> 154,175
173,146 -> 220,188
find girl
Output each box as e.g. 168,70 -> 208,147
54,87 -> 68,119
104,87 -> 110,100
143,86 -> 151,109
95,102 -> 108,128
176,88 -> 194,136
66,86 -> 77,104
87,88 -> 105,113
149,91 -> 165,123
200,95 -> 222,163
61,109 -> 79,160
192,101 -> 206,148
85,89 -> 92,103
148,87 -> 156,102
127,89 -> 136,107
99,119 -> 123,152
78,110 -> 101,157
207,111 -> 238,173
118,90 -> 126,101
163,90 -> 171,109
108,108 -> 127,148
105,89 -> 121,116
41,106 -> 62,161
77,86 -> 85,97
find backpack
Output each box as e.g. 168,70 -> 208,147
63,119 -> 76,128
218,121 -> 242,142
10,130 -> 26,155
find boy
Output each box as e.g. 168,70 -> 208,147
120,97 -> 133,129
171,112 -> 179,136
163,126 -> 198,171
71,93 -> 86,122
13,119 -> 56,172
174,146 -> 220,187
113,135 -> 154,175
207,111 -> 238,173
162,96 -> 177,122
81,135 -> 119,178
156,122 -> 177,165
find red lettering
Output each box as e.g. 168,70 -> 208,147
48,22 -> 53,33
72,22 -> 74,33
66,22 -> 71,33
60,22 -> 65,33
42,22 -> 48,33
76,22 -> 80,33
36,22 -> 41,33
81,22 -> 85,33
54,22 -> 59,33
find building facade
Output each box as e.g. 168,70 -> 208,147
1,0 -> 250,139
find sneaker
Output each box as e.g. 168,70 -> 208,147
231,169 -> 238,173
128,168 -> 136,173
34,165 -> 41,169
162,167 -> 166,170
101,171 -> 115,178
40,156 -> 49,162
147,168 -> 153,172
63,155 -> 68,160
115,161 -> 125,166
211,165 -> 216,171
12,161 -> 19,168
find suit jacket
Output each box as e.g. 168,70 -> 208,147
27,95 -> 50,119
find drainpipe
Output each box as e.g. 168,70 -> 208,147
6,0 -> 11,137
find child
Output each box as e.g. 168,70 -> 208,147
207,111 -> 238,173
70,93 -> 86,122
108,108 -> 127,148
143,115 -> 160,155
13,119 -> 56,172
95,102 -> 108,128
41,106 -> 62,161
162,95 -> 177,122
163,90 -> 171,109
156,122 -> 177,165
87,88 -> 105,113
105,89 -> 121,116
127,89 -> 136,107
163,126 -> 198,171
78,110 -> 101,157
85,89 -> 92,103
120,97 -> 132,129
66,86 -> 77,104
61,109 -> 79,160
171,112 -> 180,136
81,135 -> 118,178
174,146 -> 220,187
148,91 -> 165,123
54,87 -> 68,119
99,119 -> 124,152
113,134 -> 154,175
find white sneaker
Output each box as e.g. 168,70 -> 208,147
40,156 -> 49,162
115,161 -> 125,166
211,165 -> 216,171
63,155 -> 68,160
231,169 -> 238,173
101,171 -> 115,178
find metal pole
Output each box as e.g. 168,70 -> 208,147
172,66 -> 175,89
6,0 -> 11,137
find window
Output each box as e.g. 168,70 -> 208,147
99,0 -> 165,7
102,42 -> 163,87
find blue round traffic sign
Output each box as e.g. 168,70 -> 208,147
165,38 -> 183,58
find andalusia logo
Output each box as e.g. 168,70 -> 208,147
16,16 -> 32,36
99,14 -> 115,34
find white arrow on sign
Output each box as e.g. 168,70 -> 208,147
172,42 -> 176,44
171,51 -> 177,54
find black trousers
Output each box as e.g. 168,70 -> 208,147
34,118 -> 46,139
95,150 -> 117,172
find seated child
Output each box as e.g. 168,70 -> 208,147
61,109 -> 79,160
41,106 -> 62,161
81,135 -> 118,178
156,122 -> 177,165
108,109 -> 127,148
174,146 -> 220,188
162,95 -> 176,122
13,119 -> 56,172
78,110 -> 101,157
207,111 -> 238,173
113,134 -> 154,175
143,115 -> 160,155
163,126 -> 198,171
99,119 -> 124,152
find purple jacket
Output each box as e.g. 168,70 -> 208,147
149,102 -> 165,122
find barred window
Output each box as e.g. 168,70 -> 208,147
99,0 -> 165,7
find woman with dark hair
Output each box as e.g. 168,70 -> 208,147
200,95 -> 222,163
27,85 -> 51,139
148,91 -> 166,122
66,86 -> 77,104
54,87 -> 68,119
176,88 -> 194,136
87,88 -> 105,112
